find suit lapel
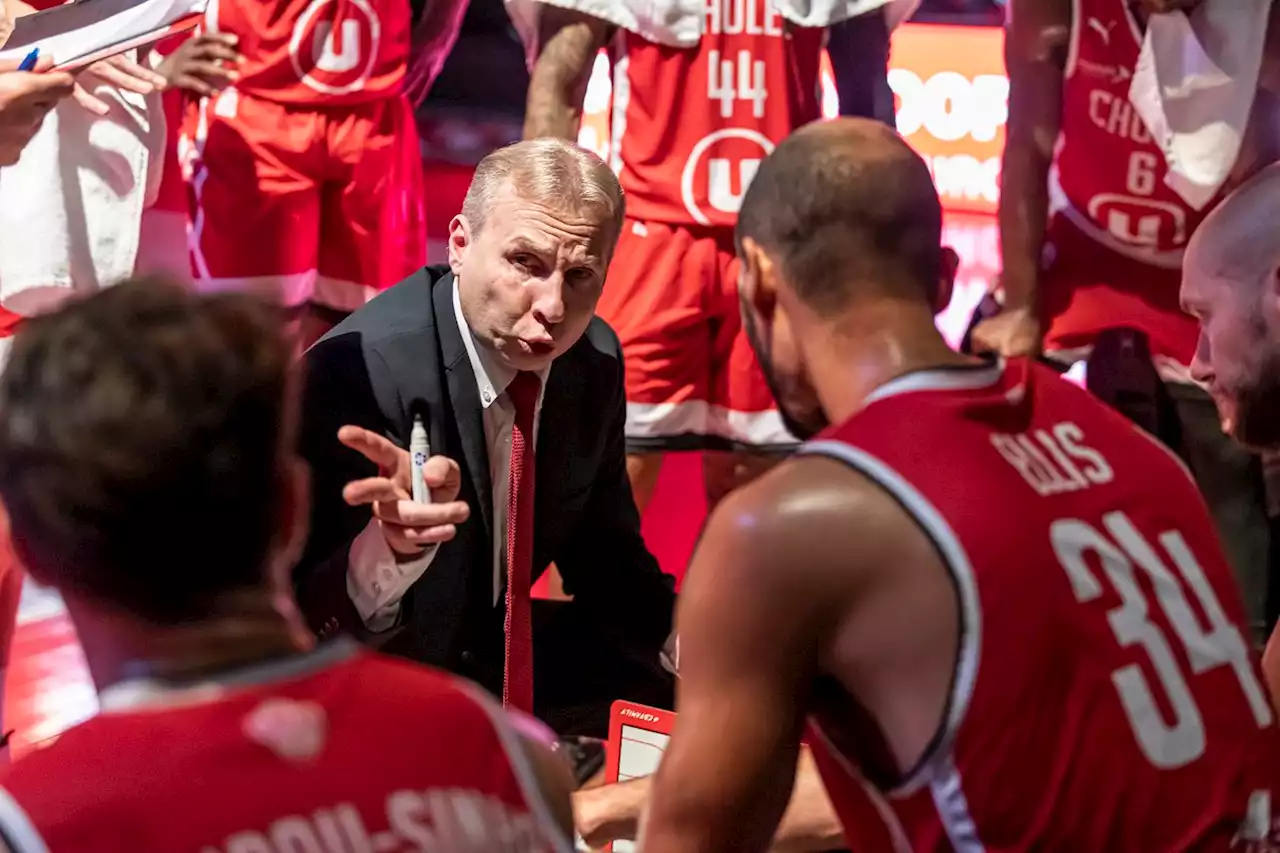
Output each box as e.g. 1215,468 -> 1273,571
433,274 -> 493,537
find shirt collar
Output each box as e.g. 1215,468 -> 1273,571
452,278 -> 551,409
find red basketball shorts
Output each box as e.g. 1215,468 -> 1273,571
597,218 -> 797,453
181,90 -> 426,312
1040,213 -> 1197,371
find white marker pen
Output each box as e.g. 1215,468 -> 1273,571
410,414 -> 432,504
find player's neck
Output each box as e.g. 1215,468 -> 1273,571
65,590 -> 312,692
810,302 -> 980,425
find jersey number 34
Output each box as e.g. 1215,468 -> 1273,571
1051,510 -> 1274,769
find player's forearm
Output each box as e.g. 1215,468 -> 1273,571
574,778 -> 651,847
408,0 -> 468,95
575,749 -> 839,853
523,20 -> 603,140
997,134 -> 1053,310
768,748 -> 845,853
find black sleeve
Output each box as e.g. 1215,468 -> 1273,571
292,333 -> 393,635
552,346 -> 676,662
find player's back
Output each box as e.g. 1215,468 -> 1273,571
209,0 -> 411,104
804,358 -> 1280,851
0,639 -> 568,852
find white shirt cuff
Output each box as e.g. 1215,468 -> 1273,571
660,632 -> 679,676
346,519 -> 437,632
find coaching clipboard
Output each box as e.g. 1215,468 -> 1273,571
603,700 -> 676,853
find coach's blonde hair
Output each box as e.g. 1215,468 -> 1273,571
461,138 -> 625,245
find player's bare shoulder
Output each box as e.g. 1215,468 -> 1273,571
698,453 -> 943,605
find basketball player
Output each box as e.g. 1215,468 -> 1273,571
638,118 -> 1280,852
0,279 -> 575,852
181,0 -> 445,347
520,0 -> 910,509
1179,162 -> 1280,705
972,0 -> 1280,639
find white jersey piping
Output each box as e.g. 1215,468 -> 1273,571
797,439 -> 987,851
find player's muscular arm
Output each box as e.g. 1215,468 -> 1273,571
575,749 -> 843,852
639,459 -> 899,853
999,0 -> 1070,312
523,5 -> 610,140
405,0 -> 471,104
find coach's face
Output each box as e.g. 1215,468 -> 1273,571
449,183 -> 611,372
737,239 -> 829,441
1183,261 -> 1280,449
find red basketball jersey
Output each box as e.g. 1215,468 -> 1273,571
802,359 -> 1280,851
205,0 -> 410,105
1053,0 -> 1219,269
608,0 -> 823,227
0,641 -> 569,852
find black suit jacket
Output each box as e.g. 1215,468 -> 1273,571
294,266 -> 677,699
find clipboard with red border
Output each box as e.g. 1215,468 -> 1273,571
603,700 -> 676,852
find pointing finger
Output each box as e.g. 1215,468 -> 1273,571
338,425 -> 406,471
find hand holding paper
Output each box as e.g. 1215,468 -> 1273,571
0,54 -> 73,165
72,53 -> 167,115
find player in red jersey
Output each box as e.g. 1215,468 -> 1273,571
519,0 -> 900,509
636,118 -> 1280,853
0,279 -> 575,853
1179,163 -> 1280,710
181,0 -> 459,347
973,0 -> 1280,641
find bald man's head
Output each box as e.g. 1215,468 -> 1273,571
732,119 -> 955,441
1181,162 -> 1280,448
736,118 -> 946,313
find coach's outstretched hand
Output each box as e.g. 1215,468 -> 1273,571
158,33 -> 243,98
0,57 -> 73,166
337,426 -> 470,558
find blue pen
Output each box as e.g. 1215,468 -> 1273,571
17,48 -> 39,72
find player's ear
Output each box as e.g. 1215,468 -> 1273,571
447,215 -> 472,275
934,246 -> 959,316
739,237 -> 778,318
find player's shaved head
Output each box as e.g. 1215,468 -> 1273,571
1186,164 -> 1280,293
1181,162 -> 1280,448
736,118 -> 944,312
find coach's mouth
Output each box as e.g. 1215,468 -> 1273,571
520,338 -> 556,357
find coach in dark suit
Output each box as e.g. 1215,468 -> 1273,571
293,138 -> 677,735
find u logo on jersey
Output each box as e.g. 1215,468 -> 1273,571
1087,193 -> 1188,249
289,0 -> 382,96
681,129 -> 775,225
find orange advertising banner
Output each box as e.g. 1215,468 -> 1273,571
578,21 -> 1009,215
889,23 -> 1007,215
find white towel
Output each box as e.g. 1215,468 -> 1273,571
0,55 -> 167,317
509,0 -> 909,67
1128,0 -> 1270,211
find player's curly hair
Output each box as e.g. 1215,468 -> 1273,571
0,278 -> 295,624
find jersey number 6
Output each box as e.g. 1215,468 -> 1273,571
1051,510 -> 1274,770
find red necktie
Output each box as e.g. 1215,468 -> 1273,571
503,371 -> 541,713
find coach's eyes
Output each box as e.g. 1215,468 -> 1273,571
566,267 -> 596,286
510,254 -> 537,272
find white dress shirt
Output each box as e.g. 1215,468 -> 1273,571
346,280 -> 550,632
